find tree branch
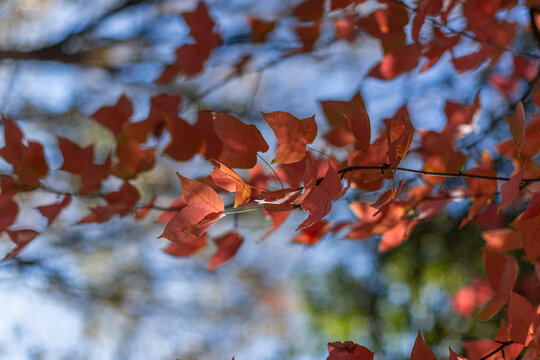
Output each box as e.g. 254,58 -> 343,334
338,165 -> 540,183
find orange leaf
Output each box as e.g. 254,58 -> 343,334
2,229 -> 39,261
164,116 -> 204,161
212,112 -> 269,168
386,107 -> 414,169
293,220 -> 330,245
58,137 -> 111,194
263,111 -> 317,164
482,228 -> 522,253
91,95 -> 132,136
347,106 -> 371,152
498,167 -> 524,213
79,182 -> 140,223
164,234 -> 207,257
326,341 -> 374,360
160,206 -> 211,243
368,44 -> 422,80
194,110 -> 224,160
260,210 -> 290,241
113,138 -> 156,179
448,347 -> 468,360
184,212 -> 225,238
183,2 -> 220,51
177,174 -> 224,214
257,188 -> 302,212
293,0 -> 324,21
378,217 -> 417,252
124,94 -> 180,143
295,22 -> 321,51
37,194 -> 72,226
0,194 -> 18,233
507,292 -> 536,345
505,101 -> 526,155
297,163 -> 342,230
321,93 -> 366,128
58,137 -> 93,174
478,250 -> 517,320
207,231 -> 243,270
158,44 -> 211,81
210,160 -> 251,208
0,116 -> 48,185
410,331 -> 437,360
250,18 -> 276,42
370,179 -> 405,216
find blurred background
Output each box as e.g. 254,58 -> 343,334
0,0 -> 538,359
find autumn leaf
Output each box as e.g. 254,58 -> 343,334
79,181 -> 140,223
505,101 -> 526,155
263,111 -> 317,164
293,220 -> 330,245
210,160 -> 251,208
478,250 -> 517,320
164,116 -> 204,161
160,206 -> 211,243
207,231 -> 243,270
37,194 -> 72,226
250,18 -> 276,42
58,137 -> 93,174
386,106 -> 414,169
2,229 -> 39,261
257,188 -> 302,212
370,179 -> 405,216
158,44 -> 212,81
360,2 -> 408,53
91,95 -> 132,136
160,175 -> 225,246
347,106 -> 371,152
498,167 -> 524,213
158,2 -> 220,82
184,212 -> 226,238
378,217 -> 418,252
0,194 -> 18,233
183,2 -> 220,51
124,94 -> 180,143
0,116 -> 48,185
448,347 -> 468,360
195,110 -> 224,160
321,92 -> 367,147
410,331 -> 437,360
113,137 -> 156,179
260,210 -> 290,241
296,162 -> 342,230
164,234 -> 207,257
368,44 -> 422,80
507,292 -> 536,345
58,137 -> 111,194
482,228 -> 522,253
212,112 -> 269,168
293,0 -> 324,21
177,173 -> 224,214
326,341 -> 374,360
295,22 -> 321,51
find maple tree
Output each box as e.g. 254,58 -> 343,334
2,0 -> 540,358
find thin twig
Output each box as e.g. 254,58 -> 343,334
338,165 -> 540,183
